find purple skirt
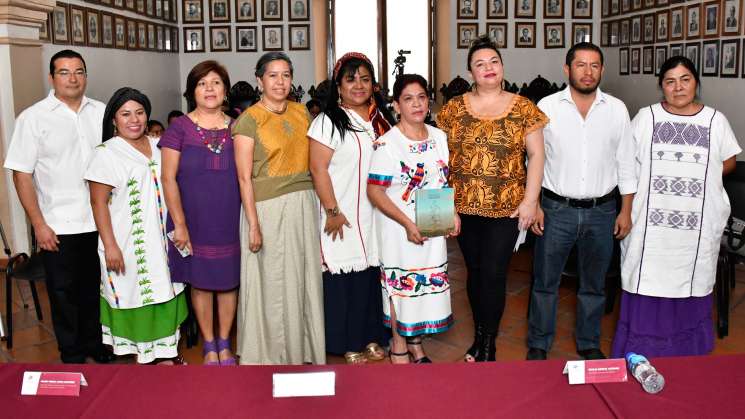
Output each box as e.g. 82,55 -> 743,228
611,291 -> 714,359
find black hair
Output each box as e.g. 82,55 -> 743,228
49,49 -> 86,75
467,35 -> 502,71
565,42 -> 604,66
306,99 -> 322,111
228,81 -> 255,117
657,55 -> 700,88
255,52 -> 294,78
102,87 -> 152,142
147,120 -> 164,130
392,74 -> 428,102
322,57 -> 395,140
167,110 -> 184,122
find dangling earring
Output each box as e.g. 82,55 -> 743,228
113,126 -> 118,135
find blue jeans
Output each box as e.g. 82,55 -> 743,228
527,194 -> 616,352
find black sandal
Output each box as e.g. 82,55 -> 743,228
405,337 -> 432,364
389,349 -> 411,364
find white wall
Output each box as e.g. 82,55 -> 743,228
449,0 -> 601,86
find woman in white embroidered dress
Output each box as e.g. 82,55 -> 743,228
308,52 -> 395,364
86,87 -> 187,364
612,57 -> 741,358
368,74 -> 460,364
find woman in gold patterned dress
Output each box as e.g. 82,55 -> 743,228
233,52 -> 325,365
436,36 -> 547,362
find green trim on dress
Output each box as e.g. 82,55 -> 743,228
100,293 -> 187,342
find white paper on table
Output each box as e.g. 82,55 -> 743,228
272,371 -> 335,398
563,361 -> 586,384
20,372 -> 87,395
513,228 -> 528,252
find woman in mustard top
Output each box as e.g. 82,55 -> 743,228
233,52 -> 324,365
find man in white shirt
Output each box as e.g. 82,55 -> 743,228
4,50 -> 113,364
526,43 -> 636,361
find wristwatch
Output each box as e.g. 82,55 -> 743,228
325,206 -> 341,217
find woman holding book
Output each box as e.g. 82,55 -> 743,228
367,74 -> 459,364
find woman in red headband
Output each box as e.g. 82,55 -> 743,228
308,52 -> 395,364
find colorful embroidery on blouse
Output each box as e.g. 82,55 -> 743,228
149,160 -> 168,254
381,262 -> 450,294
408,139 -> 437,154
437,160 -> 449,186
400,162 -> 426,203
384,314 -> 453,336
127,177 -> 155,306
106,271 -> 120,308
368,173 -> 393,187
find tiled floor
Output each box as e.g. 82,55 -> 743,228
2,241 -> 745,365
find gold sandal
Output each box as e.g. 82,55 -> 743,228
344,351 -> 368,365
364,343 -> 386,361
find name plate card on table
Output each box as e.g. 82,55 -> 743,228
21,371 -> 87,396
563,359 -> 628,385
272,372 -> 335,398
415,188 -> 455,237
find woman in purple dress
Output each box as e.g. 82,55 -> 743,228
159,61 -> 241,365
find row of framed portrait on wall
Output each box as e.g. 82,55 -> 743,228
42,3 -> 179,52
183,24 -> 309,52
182,0 -> 310,23
455,0 -> 593,19
604,0 -> 743,35
81,0 -> 178,23
601,1 -> 744,46
457,21 -> 592,49
618,38 -> 745,77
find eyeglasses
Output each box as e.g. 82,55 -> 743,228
54,70 -> 87,78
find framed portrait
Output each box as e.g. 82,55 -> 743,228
643,46 -> 654,74
39,12 -> 50,42
147,22 -> 156,50
670,7 -> 685,41
703,1 -> 720,38
114,15 -> 126,49
236,0 -> 257,21
210,0 -> 231,22
621,0 -> 630,14
156,25 -> 164,50
457,0 -> 478,19
722,0 -> 742,35
288,24 -> 309,50
610,0 -> 619,16
656,10 -> 669,43
209,26 -> 231,51
656,0 -> 669,7
184,27 -> 205,52
288,0 -> 309,20
182,0 -> 204,23
515,22 -> 536,48
602,0 -> 609,17
720,39 -> 740,77
156,0 -> 163,18
171,26 -> 179,51
572,22 -> 592,44
487,22 -> 508,48
601,22 -> 609,46
619,48 -> 629,75
262,25 -> 283,50
101,13 -> 114,48
643,13 -> 655,44
113,0 -> 124,8
457,22 -> 478,49
670,43 -> 684,57
643,0 -> 654,9
685,42 -> 701,71
487,0 -> 508,18
126,19 -> 137,50
125,0 -> 134,10
654,45 -> 667,75
631,48 -> 641,73
262,0 -> 283,20
620,19 -> 630,46
86,9 -> 101,47
544,23 -> 565,49
70,6 -> 86,46
164,25 -> 172,51
161,0 -> 168,19
100,0 -> 113,6
544,0 -> 564,19
146,0 -> 154,16
137,0 -> 145,14
632,0 -> 641,12
702,40 -> 719,76
515,0 -> 535,18
137,21 -> 147,50
236,26 -> 258,51
687,4 -> 702,39
631,16 -> 642,44
610,20 -> 619,46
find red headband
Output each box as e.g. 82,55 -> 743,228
333,52 -> 374,79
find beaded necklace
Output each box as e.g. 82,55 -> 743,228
346,108 -> 377,140
194,113 -> 231,154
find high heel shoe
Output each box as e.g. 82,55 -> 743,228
464,323 -> 484,362
474,333 -> 496,362
203,340 -> 220,366
217,337 -> 237,366
405,336 -> 432,364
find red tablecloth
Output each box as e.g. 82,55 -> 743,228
1,355 -> 743,418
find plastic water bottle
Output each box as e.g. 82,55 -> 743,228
626,352 -> 665,394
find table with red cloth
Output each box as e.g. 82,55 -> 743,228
1,354 -> 744,418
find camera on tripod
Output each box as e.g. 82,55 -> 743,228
393,50 -> 412,77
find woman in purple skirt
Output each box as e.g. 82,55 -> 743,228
612,56 -> 740,358
159,61 -> 241,365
